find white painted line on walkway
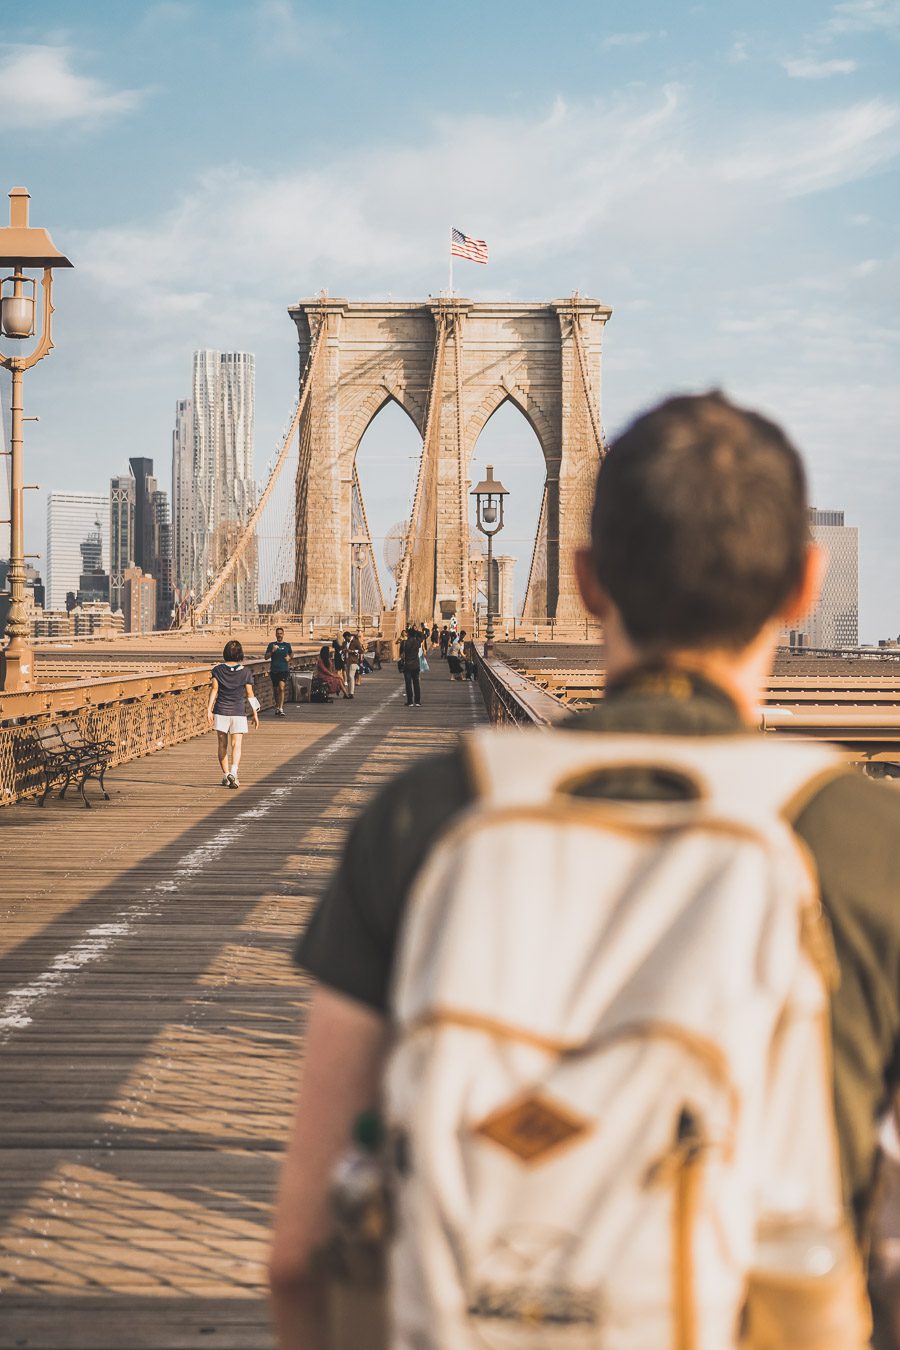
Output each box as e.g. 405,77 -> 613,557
0,687 -> 402,1041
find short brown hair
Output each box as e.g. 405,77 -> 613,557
590,392 -> 809,651
223,639 -> 244,662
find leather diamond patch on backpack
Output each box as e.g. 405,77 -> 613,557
473,1092 -> 591,1164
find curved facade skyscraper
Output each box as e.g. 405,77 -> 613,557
183,351 -> 257,617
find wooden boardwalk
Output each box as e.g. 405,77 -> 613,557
0,664 -> 486,1349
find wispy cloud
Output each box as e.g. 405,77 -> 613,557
139,2 -> 194,29
253,0 -> 340,60
825,0 -> 900,35
720,97 -> 900,194
72,84 -> 900,336
782,56 -> 859,78
600,30 -> 663,50
0,44 -> 144,129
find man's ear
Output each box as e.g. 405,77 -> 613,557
574,548 -> 611,620
779,543 -> 826,626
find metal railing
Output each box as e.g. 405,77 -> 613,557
473,650 -> 570,727
0,654 -> 316,807
473,650 -> 900,770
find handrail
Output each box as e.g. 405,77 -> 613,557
473,650 -> 570,727
0,654 -> 316,722
0,653 -> 318,805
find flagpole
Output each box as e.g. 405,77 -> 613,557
448,227 -> 453,296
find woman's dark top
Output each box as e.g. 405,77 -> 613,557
402,629 -> 424,671
212,663 -> 248,715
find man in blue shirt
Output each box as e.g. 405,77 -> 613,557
265,626 -> 293,717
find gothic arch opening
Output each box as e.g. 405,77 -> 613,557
469,398 -> 547,623
354,397 -> 422,606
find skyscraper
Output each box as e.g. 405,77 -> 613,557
152,488 -> 174,627
77,520 -> 110,605
190,351 -> 257,616
129,456 -> 157,573
786,508 -> 859,649
46,493 -> 110,612
171,397 -> 193,600
108,459 -> 172,628
109,474 -> 135,614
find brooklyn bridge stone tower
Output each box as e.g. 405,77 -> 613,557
288,295 -> 611,629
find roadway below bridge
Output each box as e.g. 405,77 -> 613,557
0,663 -> 486,1350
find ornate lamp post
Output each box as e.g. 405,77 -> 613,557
0,188 -> 72,691
351,539 -> 367,633
471,465 -> 508,656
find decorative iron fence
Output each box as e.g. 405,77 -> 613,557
0,655 -> 316,807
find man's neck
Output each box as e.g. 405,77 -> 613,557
604,626 -> 777,726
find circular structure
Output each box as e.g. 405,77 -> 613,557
383,520 -> 409,581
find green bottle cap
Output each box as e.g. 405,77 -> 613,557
352,1111 -> 384,1151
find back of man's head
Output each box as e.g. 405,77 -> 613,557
590,392 -> 809,653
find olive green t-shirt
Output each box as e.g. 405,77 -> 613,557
296,668 -> 900,1225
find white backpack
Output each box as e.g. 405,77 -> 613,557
384,731 -> 871,1349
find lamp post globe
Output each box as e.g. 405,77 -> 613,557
470,465 -> 509,657
351,540 -> 366,634
0,187 -> 72,693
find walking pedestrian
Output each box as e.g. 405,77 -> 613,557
207,639 -> 258,789
271,392 -> 898,1347
439,626 -> 449,658
265,625 -> 293,717
400,624 -> 424,707
459,630 -> 475,680
446,630 -> 463,681
430,623 -> 439,647
331,637 -> 345,676
341,632 -> 357,699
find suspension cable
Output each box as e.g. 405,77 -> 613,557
193,308 -> 326,623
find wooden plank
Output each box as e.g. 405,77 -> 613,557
0,663 -> 487,1347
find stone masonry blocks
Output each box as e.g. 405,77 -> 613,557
288,298 -> 611,622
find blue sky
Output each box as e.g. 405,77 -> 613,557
1,0 -> 898,631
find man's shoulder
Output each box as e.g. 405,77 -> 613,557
796,769 -> 900,930
295,745 -> 476,1011
798,767 -> 900,844
353,745 -> 474,859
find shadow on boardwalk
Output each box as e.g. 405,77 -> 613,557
0,669 -> 484,1348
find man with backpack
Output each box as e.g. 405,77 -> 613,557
270,393 -> 899,1347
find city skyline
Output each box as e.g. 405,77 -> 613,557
1,0 -> 898,637
44,491 -> 109,612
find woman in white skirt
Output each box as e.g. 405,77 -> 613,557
207,639 -> 259,788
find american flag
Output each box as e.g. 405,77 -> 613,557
451,227 -> 488,264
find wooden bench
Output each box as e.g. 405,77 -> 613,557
16,719 -> 114,808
